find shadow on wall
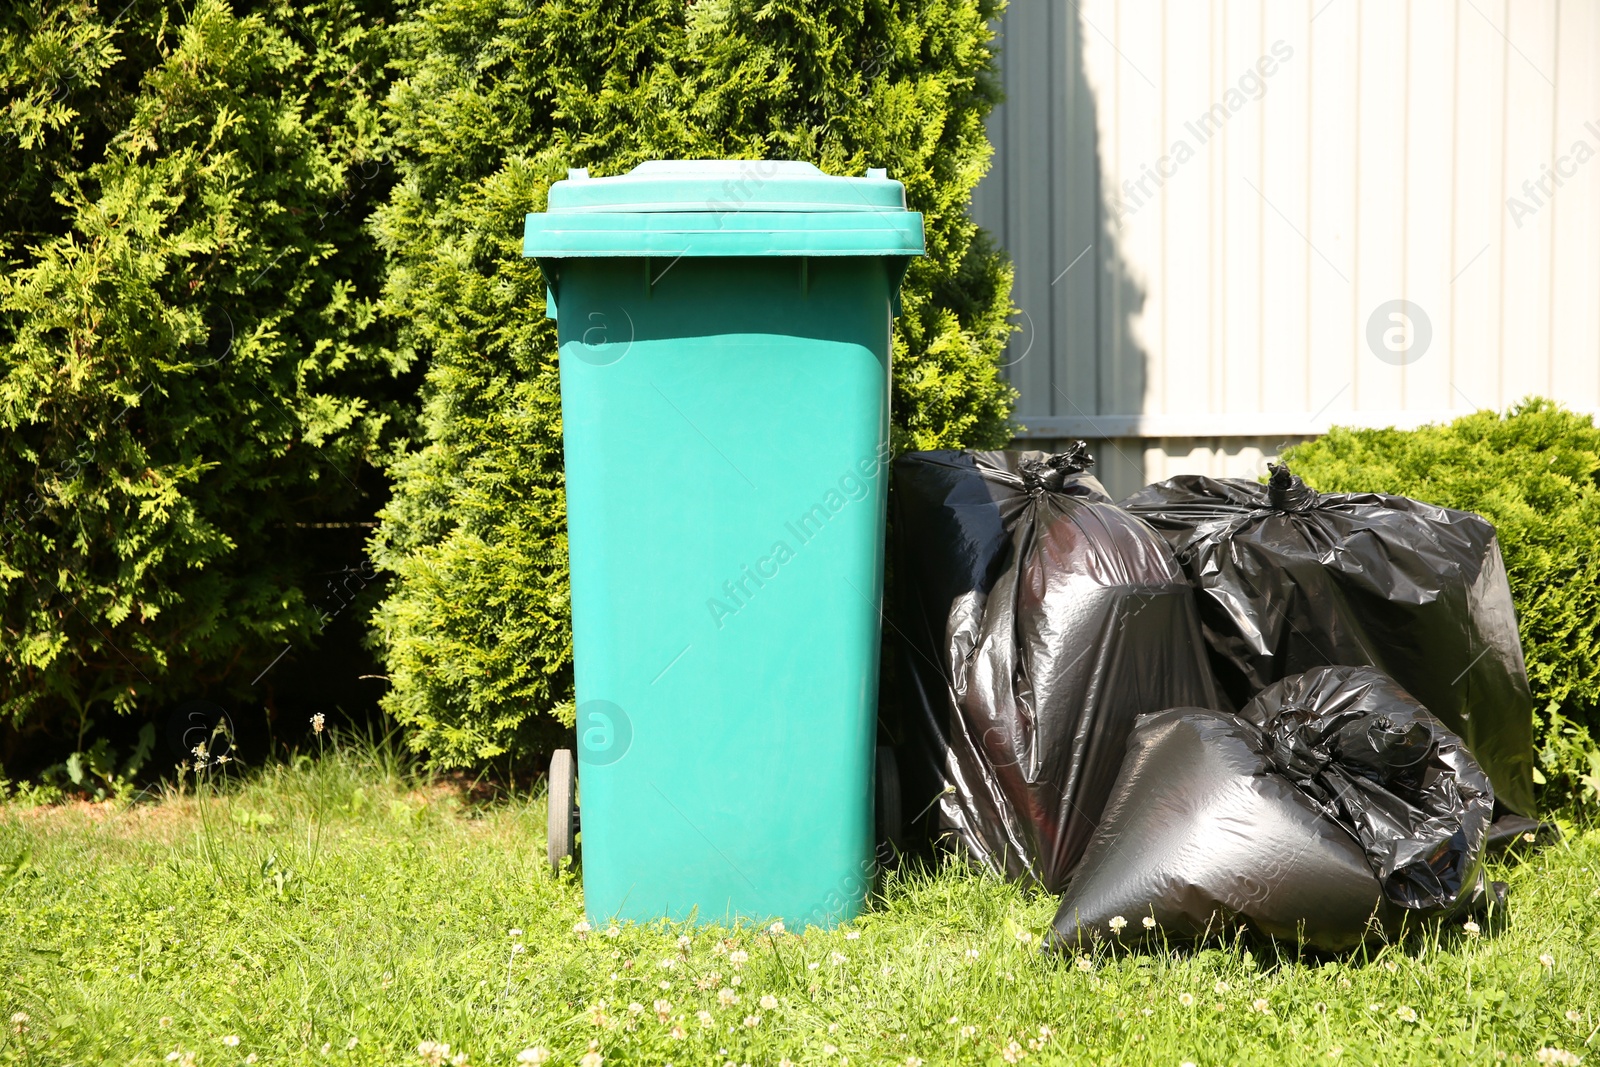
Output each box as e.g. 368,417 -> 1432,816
969,0 -> 1151,502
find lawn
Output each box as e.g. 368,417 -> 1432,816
2,741 -> 1596,1067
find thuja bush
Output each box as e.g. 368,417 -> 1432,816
1283,399 -> 1600,808
370,0 -> 1017,765
0,0 -> 404,757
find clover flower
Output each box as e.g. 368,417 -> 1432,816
1108,916 -> 1127,933
1534,1049 -> 1581,1067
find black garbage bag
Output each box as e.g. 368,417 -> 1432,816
1047,666 -> 1495,952
1120,463 -> 1536,815
890,445 -> 1220,892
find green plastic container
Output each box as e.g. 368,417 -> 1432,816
523,160 -> 923,928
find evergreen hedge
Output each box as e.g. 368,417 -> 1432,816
370,0 -> 1017,765
0,0 -> 403,755
1282,399 -> 1600,807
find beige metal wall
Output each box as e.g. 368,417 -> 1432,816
976,0 -> 1600,503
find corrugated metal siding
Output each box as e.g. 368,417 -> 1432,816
977,0 -> 1600,500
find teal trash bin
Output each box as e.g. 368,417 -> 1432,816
524,160 -> 924,928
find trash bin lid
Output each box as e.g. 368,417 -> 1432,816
523,160 -> 924,258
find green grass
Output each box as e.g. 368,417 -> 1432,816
2,740 -> 1597,1067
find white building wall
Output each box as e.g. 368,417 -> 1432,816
976,0 -> 1600,503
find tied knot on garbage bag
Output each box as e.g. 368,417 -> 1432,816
1048,666 -> 1498,953
1018,443 -> 1095,497
1265,462 -> 1320,512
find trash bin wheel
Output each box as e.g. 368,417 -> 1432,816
546,748 -> 576,873
876,744 -> 902,856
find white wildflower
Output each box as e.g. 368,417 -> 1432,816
1535,1049 -> 1581,1067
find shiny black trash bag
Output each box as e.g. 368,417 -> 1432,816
890,445 -> 1220,892
1120,463 -> 1536,815
1047,666 -> 1495,952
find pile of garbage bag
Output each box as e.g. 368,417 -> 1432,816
888,445 -> 1532,947
890,447 -> 1219,892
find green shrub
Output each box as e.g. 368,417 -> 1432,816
0,0 -> 403,750
1282,398 -> 1600,807
370,0 -> 1018,766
